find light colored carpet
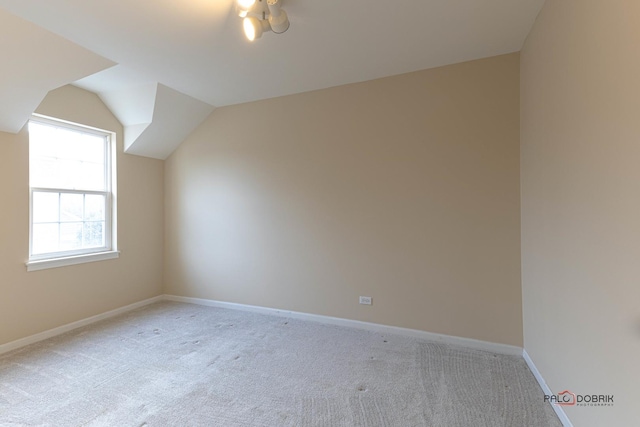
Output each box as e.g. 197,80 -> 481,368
0,301 -> 561,426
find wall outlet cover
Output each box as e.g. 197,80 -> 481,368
359,296 -> 372,305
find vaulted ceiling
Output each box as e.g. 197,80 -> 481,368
0,0 -> 545,159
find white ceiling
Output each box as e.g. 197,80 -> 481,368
0,9 -> 114,133
0,0 -> 545,158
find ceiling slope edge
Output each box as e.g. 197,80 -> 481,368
0,8 -> 116,134
96,82 -> 214,160
96,83 -> 157,151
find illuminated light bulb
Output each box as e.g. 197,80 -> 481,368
243,17 -> 260,41
237,0 -> 256,9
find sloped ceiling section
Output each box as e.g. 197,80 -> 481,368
1,0 -> 546,158
91,81 -> 156,153
96,82 -> 214,160
0,9 -> 115,133
0,8 -> 213,159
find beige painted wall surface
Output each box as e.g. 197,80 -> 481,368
0,85 -> 164,345
521,1 -> 640,425
165,54 -> 522,346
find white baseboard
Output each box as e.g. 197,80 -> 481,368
163,294 -> 523,356
0,293 -> 574,426
0,295 -> 164,355
0,293 -> 522,358
523,349 -> 573,427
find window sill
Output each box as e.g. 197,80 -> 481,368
26,251 -> 120,272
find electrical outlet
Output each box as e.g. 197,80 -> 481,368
359,296 -> 372,305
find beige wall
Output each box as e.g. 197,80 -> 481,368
165,53 -> 522,346
0,85 -> 164,345
521,1 -> 640,425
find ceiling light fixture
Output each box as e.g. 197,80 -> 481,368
237,0 -> 290,41
236,0 -> 255,17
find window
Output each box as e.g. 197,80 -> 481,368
26,115 -> 118,271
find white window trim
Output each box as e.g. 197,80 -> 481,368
26,114 -> 118,271
26,250 -> 120,272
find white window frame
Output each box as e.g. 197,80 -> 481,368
26,114 -> 119,271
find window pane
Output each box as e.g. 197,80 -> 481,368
29,123 -> 58,158
83,221 -> 104,248
76,134 -> 105,164
81,162 -> 105,190
29,121 -> 106,191
84,195 -> 105,221
32,223 -> 59,254
60,131 -> 104,163
33,192 -> 59,223
60,193 -> 83,222
60,222 -> 83,250
30,156 -> 57,189
58,159 -> 81,189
